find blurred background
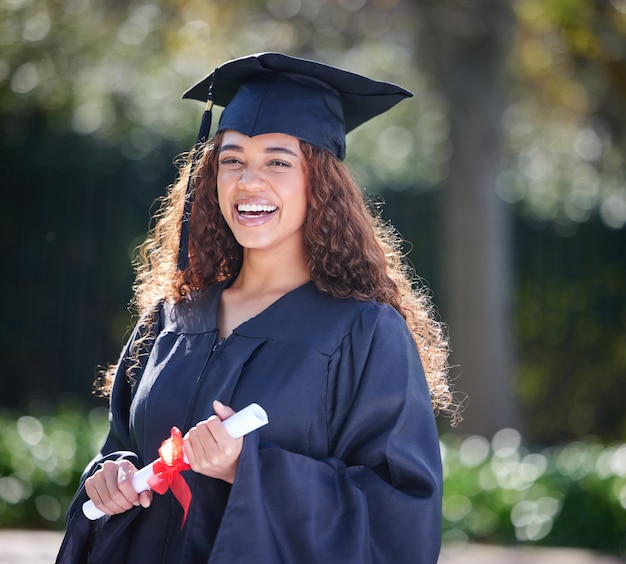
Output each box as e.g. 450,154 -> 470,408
0,0 -> 625,559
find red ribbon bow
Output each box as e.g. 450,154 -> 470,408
147,426 -> 192,527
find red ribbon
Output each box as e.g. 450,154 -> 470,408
147,426 -> 192,527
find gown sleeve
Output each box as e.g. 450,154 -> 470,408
209,305 -> 443,564
56,306 -> 162,564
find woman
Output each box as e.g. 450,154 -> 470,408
57,53 -> 458,564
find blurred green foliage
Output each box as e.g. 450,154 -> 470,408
1,405 -> 625,556
504,0 -> 626,229
441,429 -> 626,556
0,403 -> 108,528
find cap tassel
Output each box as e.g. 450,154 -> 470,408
177,95 -> 214,272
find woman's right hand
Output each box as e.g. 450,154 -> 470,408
84,459 -> 153,516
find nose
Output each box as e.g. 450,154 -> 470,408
237,165 -> 266,191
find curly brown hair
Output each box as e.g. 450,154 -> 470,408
98,131 -> 460,424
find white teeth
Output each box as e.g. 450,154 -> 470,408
237,203 -> 277,213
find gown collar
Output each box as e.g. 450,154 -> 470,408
162,279 -> 316,337
163,278 -> 374,355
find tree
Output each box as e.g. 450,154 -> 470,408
414,0 -> 519,436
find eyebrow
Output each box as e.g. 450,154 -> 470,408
219,143 -> 300,157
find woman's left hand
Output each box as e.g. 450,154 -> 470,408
183,400 -> 243,484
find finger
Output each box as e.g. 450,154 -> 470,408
206,412 -> 239,446
84,475 -> 105,511
183,413 -> 243,483
187,420 -> 219,461
213,400 -> 235,421
138,489 -> 153,509
101,461 -> 136,513
190,416 -> 243,473
85,464 -> 130,515
116,461 -> 141,506
182,433 -> 195,466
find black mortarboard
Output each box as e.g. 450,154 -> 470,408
176,52 -> 413,270
183,52 -> 413,160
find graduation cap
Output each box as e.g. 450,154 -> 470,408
177,52 -> 413,271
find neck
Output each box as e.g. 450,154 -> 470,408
233,246 -> 310,295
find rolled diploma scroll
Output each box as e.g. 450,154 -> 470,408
82,402 -> 268,520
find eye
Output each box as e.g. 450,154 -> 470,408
268,159 -> 292,168
219,157 -> 242,167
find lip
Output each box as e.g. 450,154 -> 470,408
233,198 -> 279,227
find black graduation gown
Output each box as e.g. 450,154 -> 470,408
57,280 -> 443,564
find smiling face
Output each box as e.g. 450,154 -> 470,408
217,130 -> 308,258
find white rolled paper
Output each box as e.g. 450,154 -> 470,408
82,403 -> 268,520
